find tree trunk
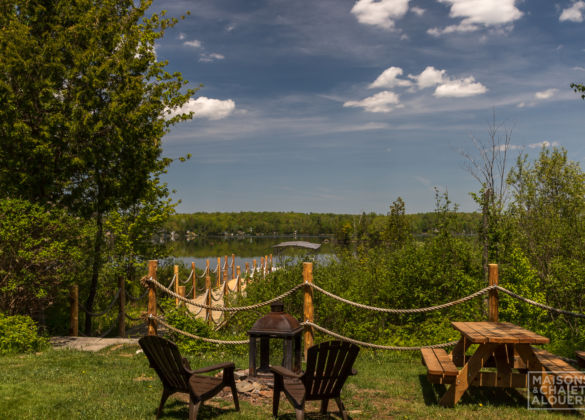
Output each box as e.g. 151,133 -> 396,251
84,211 -> 103,335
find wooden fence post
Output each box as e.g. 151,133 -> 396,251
192,262 -> 197,299
261,257 -> 265,279
147,260 -> 158,336
231,253 -> 235,280
216,257 -> 221,287
118,276 -> 125,337
69,285 -> 78,337
236,266 -> 241,293
488,263 -> 499,322
174,265 -> 179,307
223,267 -> 229,295
205,262 -> 211,324
269,254 -> 273,271
253,259 -> 257,280
178,286 -> 186,306
303,262 -> 314,360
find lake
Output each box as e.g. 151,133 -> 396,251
170,236 -> 337,272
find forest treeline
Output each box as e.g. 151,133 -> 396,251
165,210 -> 482,240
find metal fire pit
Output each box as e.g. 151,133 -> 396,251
248,301 -> 302,377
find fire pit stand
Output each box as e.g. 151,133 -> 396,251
248,301 -> 302,377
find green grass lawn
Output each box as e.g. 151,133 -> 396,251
0,344 -> 582,419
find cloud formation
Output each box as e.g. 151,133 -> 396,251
350,0 -> 410,30
184,39 -> 203,48
434,76 -> 487,97
409,66 -> 446,89
535,88 -> 558,99
496,141 -> 560,151
369,66 -> 412,88
167,97 -> 236,120
343,91 -> 401,112
200,53 -> 225,63
428,0 -> 523,36
560,1 -> 585,22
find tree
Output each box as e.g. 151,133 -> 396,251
461,112 -> 512,281
0,1 -> 195,333
383,197 -> 411,250
571,82 -> 585,100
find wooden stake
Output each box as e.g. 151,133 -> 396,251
216,257 -> 221,287
223,268 -> 229,295
205,261 -> 211,324
69,285 -> 78,337
118,276 -> 125,337
488,263 -> 499,322
192,262 -> 197,299
174,264 -> 179,307
178,286 -> 186,306
147,260 -> 158,336
303,262 -> 314,360
269,254 -> 273,271
236,266 -> 241,293
231,253 -> 235,280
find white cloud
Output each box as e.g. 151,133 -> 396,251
408,66 -> 446,89
343,91 -> 401,113
184,40 -> 203,48
167,97 -> 236,120
350,0 -> 410,30
411,6 -> 425,16
178,33 -> 186,40
535,88 -> 558,99
573,66 -> 585,72
428,0 -> 522,36
199,53 -> 225,63
369,66 -> 412,89
560,1 -> 585,22
434,76 -> 487,97
496,141 -> 559,151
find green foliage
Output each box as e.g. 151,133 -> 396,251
0,198 -> 89,316
0,313 -> 48,355
571,82 -> 585,100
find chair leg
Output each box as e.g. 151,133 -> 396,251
272,377 -> 282,417
156,388 -> 171,419
320,398 -> 329,414
335,397 -> 348,420
189,396 -> 201,420
229,381 -> 240,411
295,406 -> 305,420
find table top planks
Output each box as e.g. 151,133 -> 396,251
451,322 -> 549,345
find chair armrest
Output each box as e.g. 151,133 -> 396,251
191,362 -> 235,374
270,365 -> 302,379
182,357 -> 192,370
350,368 -> 358,376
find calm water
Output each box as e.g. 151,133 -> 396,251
170,236 -> 337,271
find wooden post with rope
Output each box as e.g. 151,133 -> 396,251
236,266 -> 241,293
231,253 -> 235,280
69,285 -> 78,337
303,262 -> 314,360
174,264 -> 179,307
118,276 -> 125,337
147,260 -> 158,336
178,286 -> 186,306
192,262 -> 197,299
488,263 -> 499,322
216,257 -> 221,287
205,260 -> 211,324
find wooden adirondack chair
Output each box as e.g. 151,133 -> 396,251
271,340 -> 359,420
138,336 -> 239,419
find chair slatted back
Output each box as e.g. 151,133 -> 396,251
139,336 -> 190,392
303,341 -> 359,400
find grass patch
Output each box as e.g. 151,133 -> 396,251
0,344 -> 582,419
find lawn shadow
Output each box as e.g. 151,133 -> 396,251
156,399 -> 239,419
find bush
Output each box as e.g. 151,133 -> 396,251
0,313 -> 48,355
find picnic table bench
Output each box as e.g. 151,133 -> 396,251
421,322 -> 585,409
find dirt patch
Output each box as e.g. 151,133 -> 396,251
133,374 -> 154,382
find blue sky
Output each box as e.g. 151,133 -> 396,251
153,0 -> 585,214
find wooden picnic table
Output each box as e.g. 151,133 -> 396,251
423,321 -> 585,408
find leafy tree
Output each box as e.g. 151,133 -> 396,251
0,1 -> 195,333
383,197 -> 411,249
0,198 -> 88,318
571,82 -> 585,100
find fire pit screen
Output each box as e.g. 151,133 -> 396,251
247,301 -> 302,376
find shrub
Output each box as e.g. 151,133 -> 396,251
0,313 -> 48,355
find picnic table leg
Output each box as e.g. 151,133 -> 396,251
439,343 -> 498,407
450,337 -> 469,367
493,345 -> 513,387
515,344 -> 570,409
